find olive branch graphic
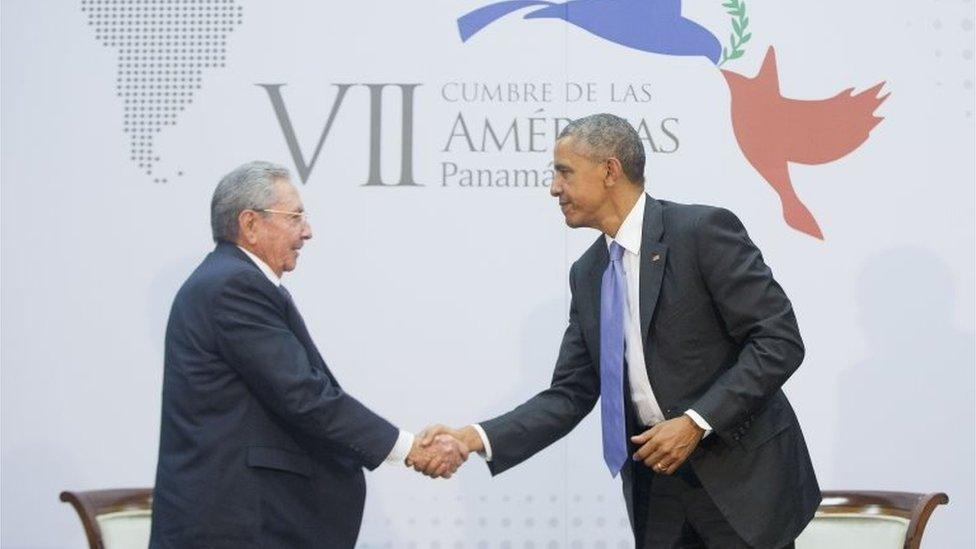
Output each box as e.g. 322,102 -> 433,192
718,0 -> 752,66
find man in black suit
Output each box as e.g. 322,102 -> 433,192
419,114 -> 820,548
150,161 -> 467,549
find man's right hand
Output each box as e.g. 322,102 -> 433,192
405,433 -> 468,479
418,424 -> 485,455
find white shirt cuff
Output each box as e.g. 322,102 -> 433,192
684,410 -> 713,439
384,429 -> 415,464
470,423 -> 493,462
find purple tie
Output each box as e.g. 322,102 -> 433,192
601,241 -> 627,476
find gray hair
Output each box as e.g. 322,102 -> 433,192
211,161 -> 291,243
557,113 -> 646,184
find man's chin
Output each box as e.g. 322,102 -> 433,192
285,250 -> 302,269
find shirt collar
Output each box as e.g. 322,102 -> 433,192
237,246 -> 281,287
604,193 -> 646,256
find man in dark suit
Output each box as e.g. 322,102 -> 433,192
419,114 -> 820,548
150,161 -> 467,549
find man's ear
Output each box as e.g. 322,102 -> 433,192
238,210 -> 259,245
604,157 -> 626,187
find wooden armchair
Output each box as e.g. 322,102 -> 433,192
796,490 -> 949,549
59,488 -> 153,549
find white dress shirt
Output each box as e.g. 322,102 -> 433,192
474,194 -> 711,461
237,246 -> 414,465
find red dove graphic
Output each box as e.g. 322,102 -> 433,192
722,46 -> 889,239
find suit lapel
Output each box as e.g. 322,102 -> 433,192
215,243 -> 339,385
639,197 -> 668,341
580,238 -> 609,362
279,290 -> 340,387
580,195 -> 668,360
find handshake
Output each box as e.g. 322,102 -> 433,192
403,424 -> 484,479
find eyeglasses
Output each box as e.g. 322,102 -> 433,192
259,208 -> 309,224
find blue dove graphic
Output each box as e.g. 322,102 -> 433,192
457,0 -> 722,64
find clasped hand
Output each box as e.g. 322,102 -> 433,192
405,433 -> 468,479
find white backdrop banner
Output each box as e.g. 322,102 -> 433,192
2,0 -> 974,547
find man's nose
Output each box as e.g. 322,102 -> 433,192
301,221 -> 312,240
550,178 -> 562,197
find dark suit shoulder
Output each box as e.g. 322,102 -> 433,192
569,199 -> 747,271
655,199 -> 747,246
657,199 -> 726,232
175,248 -> 276,310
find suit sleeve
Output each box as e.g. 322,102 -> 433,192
479,262 -> 601,476
212,270 -> 399,470
689,208 -> 805,439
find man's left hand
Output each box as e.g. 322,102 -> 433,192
631,415 -> 705,475
405,434 -> 468,479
